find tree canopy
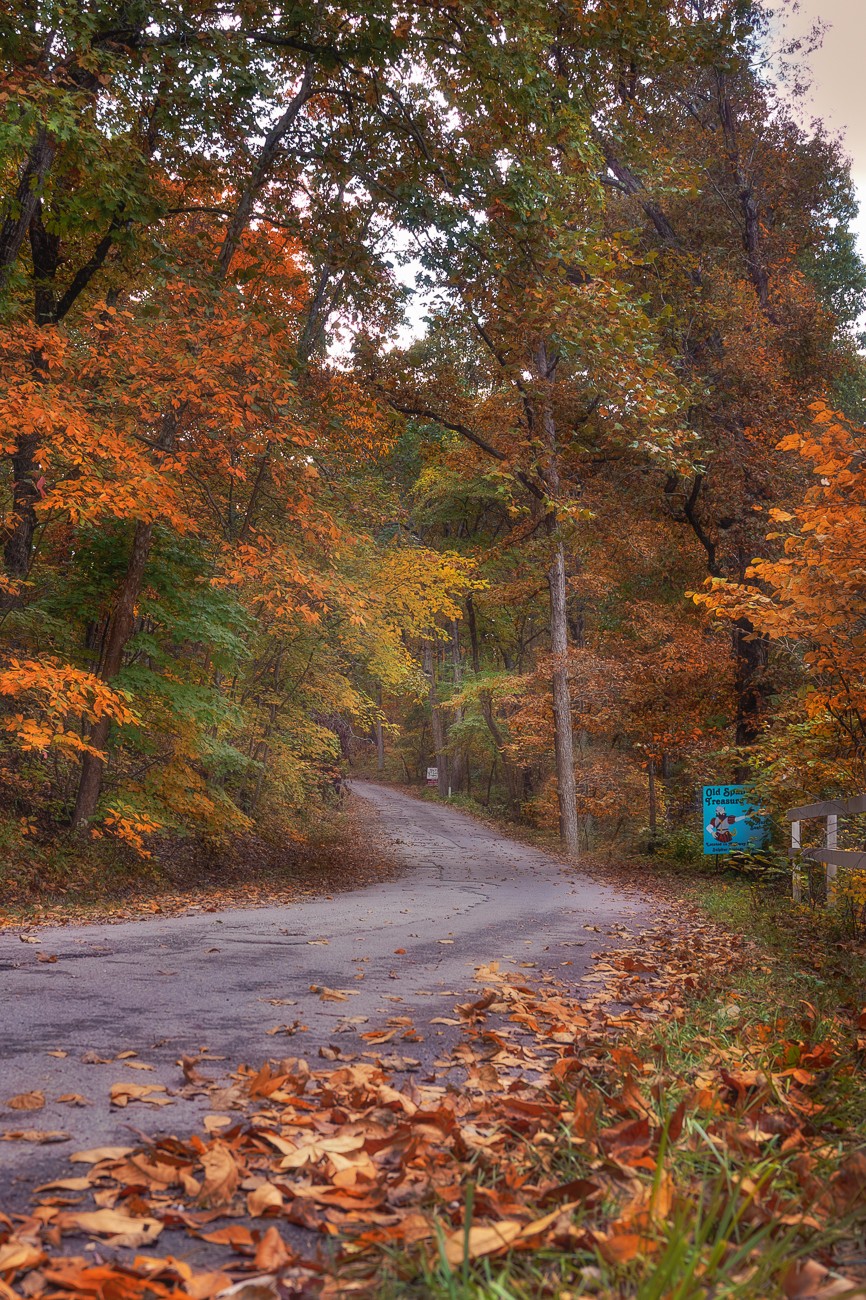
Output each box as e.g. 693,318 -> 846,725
2,0 -> 865,859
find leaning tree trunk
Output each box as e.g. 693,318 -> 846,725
71,521 -> 154,828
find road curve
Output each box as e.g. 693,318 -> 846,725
0,782 -> 651,1211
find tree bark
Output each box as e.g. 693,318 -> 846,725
0,129 -> 56,285
71,520 -> 154,827
647,757 -> 657,847
466,594 -> 480,673
449,618 -> 464,793
715,70 -> 772,316
534,339 -> 579,857
548,540 -> 580,856
375,687 -> 385,773
733,616 -> 767,749
423,640 -> 449,797
479,691 -> 521,811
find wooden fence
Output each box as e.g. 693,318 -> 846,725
788,794 -> 866,900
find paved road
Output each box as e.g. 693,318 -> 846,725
0,782 -> 652,1213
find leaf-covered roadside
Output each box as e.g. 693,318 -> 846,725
0,801 -> 398,932
2,912 -> 865,1300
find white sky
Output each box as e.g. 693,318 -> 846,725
779,0 -> 866,255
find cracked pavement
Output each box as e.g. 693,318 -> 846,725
0,781 -> 653,1213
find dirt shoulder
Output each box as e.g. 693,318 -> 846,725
0,796 -> 399,931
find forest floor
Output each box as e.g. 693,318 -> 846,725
1,784 -> 865,1299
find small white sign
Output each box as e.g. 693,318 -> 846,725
426,767 -> 438,781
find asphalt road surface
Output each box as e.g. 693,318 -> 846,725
0,782 -> 652,1214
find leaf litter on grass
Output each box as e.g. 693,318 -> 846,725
2,913 -> 865,1299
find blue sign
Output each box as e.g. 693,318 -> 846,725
702,785 -> 767,855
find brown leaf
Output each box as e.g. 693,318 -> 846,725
597,1232 -> 657,1264
443,1220 -> 524,1266
6,1090 -> 45,1111
109,1081 -> 170,1107
247,1181 -> 284,1216
540,1178 -> 600,1207
831,1151 -> 866,1210
783,1259 -> 858,1298
70,1145 -> 132,1163
1,1128 -> 71,1143
185,1272 -> 235,1300
254,1224 -> 295,1271
200,1225 -> 255,1248
197,1142 -> 239,1207
0,1239 -> 45,1272
181,1054 -> 205,1083
310,985 -> 353,1002
57,1209 -> 163,1247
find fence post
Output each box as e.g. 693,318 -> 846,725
791,819 -> 801,901
825,813 -> 838,897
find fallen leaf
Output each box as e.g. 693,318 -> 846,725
247,1181 -> 284,1216
200,1225 -> 255,1248
197,1142 -> 239,1207
598,1232 -> 657,1264
254,1224 -> 294,1270
57,1209 -> 163,1247
0,1128 -> 71,1142
0,1239 -> 44,1272
109,1081 -> 170,1107
6,1091 -> 45,1111
783,1259 -> 857,1298
443,1220 -> 523,1265
70,1145 -> 133,1163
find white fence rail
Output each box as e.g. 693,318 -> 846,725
787,794 -> 866,900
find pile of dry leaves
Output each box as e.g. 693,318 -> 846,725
2,920 -> 864,1299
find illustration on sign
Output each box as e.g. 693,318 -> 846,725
702,785 -> 767,855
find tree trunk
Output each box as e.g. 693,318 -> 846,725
423,640 -> 449,797
375,687 -> 385,773
647,758 -> 657,848
479,692 -> 521,811
533,339 -> 579,857
3,432 -> 40,580
0,128 -> 56,285
466,594 -> 480,673
733,616 -> 768,750
715,70 -> 772,315
71,521 -> 154,828
548,540 -> 580,856
449,619 -> 464,793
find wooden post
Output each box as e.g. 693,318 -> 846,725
791,819 -> 801,901
825,813 -> 838,896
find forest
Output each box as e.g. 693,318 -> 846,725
6,5 -> 866,1299
2,0 -> 866,869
